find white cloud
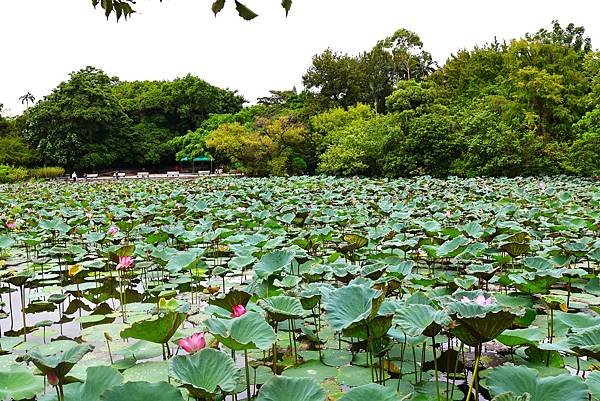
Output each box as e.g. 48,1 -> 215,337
1,0 -> 599,115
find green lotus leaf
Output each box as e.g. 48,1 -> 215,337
452,310 -> 516,346
300,286 -> 322,309
256,376 -> 326,401
462,222 -> 484,238
454,275 -> 478,290
122,361 -> 168,383
79,366 -> 123,401
21,343 -> 94,380
274,275 -> 303,288
568,326 -> 600,361
100,381 -> 185,401
320,349 -> 353,367
499,232 -> 531,257
586,371 -> 600,400
387,260 -> 414,279
487,364 -> 587,401
466,264 -> 498,279
6,271 -> 34,287
523,257 -> 556,270
448,300 -> 517,346
339,383 -> 397,401
208,289 -> 252,312
0,364 -> 44,400
436,235 -> 470,258
555,311 -> 600,331
254,250 -> 295,278
205,311 -> 276,350
419,220 -> 441,235
324,285 -> 382,332
170,348 -> 241,398
509,271 -> 562,294
165,250 -> 201,273
362,262 -> 387,280
228,255 -> 256,270
0,235 -> 15,249
492,393 -> 532,401
259,295 -> 305,321
120,310 -> 186,344
282,359 -> 338,380
395,304 -> 451,337
339,234 -> 368,253
496,328 -> 547,347
342,314 -> 393,340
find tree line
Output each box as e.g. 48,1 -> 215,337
1,21 -> 599,177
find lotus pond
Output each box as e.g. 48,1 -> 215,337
0,176 -> 599,401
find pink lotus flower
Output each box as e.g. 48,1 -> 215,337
116,256 -> 134,270
461,294 -> 493,306
178,332 -> 206,354
108,225 -> 119,236
46,370 -> 59,386
5,221 -> 16,230
230,304 -> 247,318
444,211 -> 452,218
85,212 -> 93,219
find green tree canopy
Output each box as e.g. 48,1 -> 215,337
24,66 -> 134,170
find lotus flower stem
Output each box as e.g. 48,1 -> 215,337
431,336 -> 441,401
20,285 -> 27,341
450,342 -> 463,400
273,322 -> 278,374
567,277 -> 571,309
411,345 -> 419,383
106,338 -> 114,364
420,343 -> 426,381
366,326 -> 374,383
244,350 -> 251,400
397,334 -> 407,392
465,351 -> 480,401
287,322 -> 293,357
290,319 -> 298,364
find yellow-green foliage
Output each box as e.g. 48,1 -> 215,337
28,167 -> 65,179
0,165 -> 28,183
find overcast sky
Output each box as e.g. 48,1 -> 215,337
1,0 -> 599,115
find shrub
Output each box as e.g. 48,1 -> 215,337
28,167 -> 65,179
565,131 -> 600,176
291,157 -> 308,175
0,135 -> 38,165
0,165 -> 29,183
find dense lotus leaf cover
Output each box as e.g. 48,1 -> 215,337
99,381 -> 185,401
0,364 -> 44,400
0,176 -> 598,400
256,376 -> 326,401
204,311 -> 277,350
338,383 -> 398,401
170,348 -> 241,398
486,364 -> 588,401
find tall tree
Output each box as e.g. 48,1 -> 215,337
24,67 -> 134,170
19,92 -> 35,108
112,75 -> 245,165
303,49 -> 368,111
375,28 -> 436,81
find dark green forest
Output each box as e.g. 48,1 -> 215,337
1,21 -> 599,177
